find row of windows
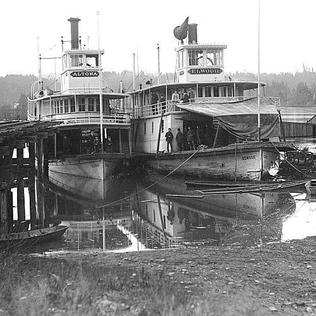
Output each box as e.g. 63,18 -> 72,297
62,54 -> 99,70
143,120 -> 164,135
177,49 -> 224,68
52,97 -> 101,114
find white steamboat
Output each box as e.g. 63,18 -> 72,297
130,17 -> 294,181
28,18 -> 132,180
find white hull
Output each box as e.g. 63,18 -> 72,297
49,156 -> 122,180
146,143 -> 282,181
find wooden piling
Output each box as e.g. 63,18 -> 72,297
0,190 -> 8,234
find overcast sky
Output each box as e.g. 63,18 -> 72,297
1,0 -> 316,76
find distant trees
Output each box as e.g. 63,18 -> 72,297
1,68 -> 316,120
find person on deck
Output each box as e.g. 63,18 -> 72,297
160,95 -> 166,112
176,128 -> 184,152
105,136 -> 113,152
187,126 -> 195,150
188,88 -> 195,101
151,92 -> 159,115
182,90 -> 189,103
171,90 -> 180,104
165,128 -> 174,153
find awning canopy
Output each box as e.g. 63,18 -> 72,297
177,97 -> 280,140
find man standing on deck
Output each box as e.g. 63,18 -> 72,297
165,128 -> 174,153
187,126 -> 195,150
176,128 -> 184,152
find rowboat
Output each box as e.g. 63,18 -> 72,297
0,225 -> 68,250
305,179 -> 316,196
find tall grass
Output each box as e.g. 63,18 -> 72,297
0,252 -> 191,316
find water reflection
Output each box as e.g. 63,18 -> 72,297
282,193 -> 316,241
2,167 -> 316,253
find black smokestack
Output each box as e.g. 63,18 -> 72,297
188,23 -> 198,44
68,17 -> 81,49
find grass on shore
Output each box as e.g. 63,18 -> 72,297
0,250 -> 267,316
0,251 -> 190,316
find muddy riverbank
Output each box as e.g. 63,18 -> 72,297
1,237 -> 315,316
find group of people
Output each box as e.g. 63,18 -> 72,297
151,88 -> 196,115
151,93 -> 166,115
171,89 -> 195,104
165,126 -> 196,153
83,131 -> 113,154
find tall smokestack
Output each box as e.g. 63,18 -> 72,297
188,23 -> 198,44
68,17 -> 81,49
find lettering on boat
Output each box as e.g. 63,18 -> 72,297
70,71 -> 99,77
188,68 -> 223,75
242,155 -> 256,160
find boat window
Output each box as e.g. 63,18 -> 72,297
152,121 -> 154,134
55,100 -> 60,114
96,98 -> 100,112
214,87 -> 219,97
206,50 -> 222,67
86,55 -> 99,67
198,86 -> 203,97
205,86 -> 212,97
144,122 -> 147,135
178,50 -> 184,68
206,50 -> 215,66
70,98 -> 75,112
88,97 -> 95,111
60,100 -> 64,113
64,99 -> 69,113
188,50 -> 203,66
78,97 -> 86,111
70,54 -> 84,67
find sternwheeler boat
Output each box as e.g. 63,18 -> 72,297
28,17 -> 132,180
130,17 -> 295,181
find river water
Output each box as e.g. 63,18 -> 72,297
1,165 -> 316,254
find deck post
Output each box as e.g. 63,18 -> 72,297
29,142 -> 35,167
28,170 -> 37,229
128,128 -> 133,156
43,138 -> 49,177
259,147 -> 263,181
6,189 -> 13,233
212,124 -> 220,148
119,129 -> 122,153
234,142 -> 237,182
0,189 -> 8,234
156,112 -> 164,158
54,133 -> 57,158
37,137 -> 43,177
17,174 -> 25,221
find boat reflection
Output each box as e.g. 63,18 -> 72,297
132,173 -> 296,248
4,167 -> 316,252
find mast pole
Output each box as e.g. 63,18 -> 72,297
97,11 -> 104,153
257,0 -> 261,141
157,43 -> 161,84
132,53 -> 136,90
37,36 -> 42,91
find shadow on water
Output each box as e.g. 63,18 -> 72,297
1,163 -> 316,254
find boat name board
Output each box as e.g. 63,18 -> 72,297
70,71 -> 99,77
188,68 -> 223,75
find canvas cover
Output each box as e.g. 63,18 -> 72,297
177,97 -> 280,139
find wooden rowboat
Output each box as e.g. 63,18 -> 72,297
0,225 -> 68,250
305,179 -> 316,196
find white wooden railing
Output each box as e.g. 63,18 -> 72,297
28,112 -> 131,125
133,96 -> 280,118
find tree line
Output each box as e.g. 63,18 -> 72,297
0,68 -> 316,120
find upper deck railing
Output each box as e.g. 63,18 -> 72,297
133,96 -> 280,118
28,112 -> 131,126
